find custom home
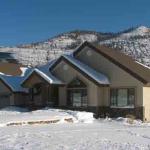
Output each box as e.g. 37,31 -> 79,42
0,42 -> 150,121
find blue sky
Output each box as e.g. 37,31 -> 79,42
0,0 -> 150,46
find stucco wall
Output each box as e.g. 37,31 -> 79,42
75,47 -> 144,107
23,73 -> 48,88
59,86 -> 67,106
52,60 -> 103,107
13,93 -> 29,106
143,87 -> 150,121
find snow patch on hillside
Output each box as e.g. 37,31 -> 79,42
0,27 -> 150,67
121,26 -> 150,38
100,26 -> 150,67
77,34 -> 98,42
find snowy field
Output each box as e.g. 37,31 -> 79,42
0,107 -> 150,150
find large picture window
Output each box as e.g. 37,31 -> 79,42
110,88 -> 135,108
67,78 -> 88,107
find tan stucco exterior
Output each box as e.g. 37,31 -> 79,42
75,46 -> 144,107
52,60 -> 103,107
143,87 -> 150,121
23,72 -> 48,88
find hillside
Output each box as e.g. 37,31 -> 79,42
0,26 -> 150,67
100,26 -> 150,67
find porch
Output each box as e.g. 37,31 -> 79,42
21,69 -> 62,108
27,83 -> 59,108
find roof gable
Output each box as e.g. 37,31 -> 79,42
73,42 -> 150,84
0,75 -> 28,93
49,55 -> 110,86
21,68 -> 63,87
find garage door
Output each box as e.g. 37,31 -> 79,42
0,93 -> 11,108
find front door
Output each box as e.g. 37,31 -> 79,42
67,89 -> 87,107
72,91 -> 82,107
67,78 -> 88,107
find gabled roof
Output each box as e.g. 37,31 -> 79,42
73,41 -> 150,84
50,54 -> 110,86
0,74 -> 28,93
0,60 -> 63,92
22,67 -> 63,86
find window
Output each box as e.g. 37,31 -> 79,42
68,78 -> 87,88
67,78 -> 87,107
110,88 -> 135,107
33,84 -> 42,95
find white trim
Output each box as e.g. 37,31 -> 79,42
136,61 -> 150,70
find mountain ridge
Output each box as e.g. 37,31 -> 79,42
0,26 -> 150,67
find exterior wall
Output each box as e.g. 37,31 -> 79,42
27,85 -> 49,106
23,73 -> 48,88
143,87 -> 150,121
75,46 -> 144,107
13,93 -> 29,106
59,86 -> 67,106
0,80 -> 29,107
52,60 -> 104,107
22,73 -> 52,106
0,80 -> 12,108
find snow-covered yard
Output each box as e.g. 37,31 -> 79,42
0,107 -> 150,150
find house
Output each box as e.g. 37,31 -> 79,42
0,63 -> 29,108
0,42 -> 150,121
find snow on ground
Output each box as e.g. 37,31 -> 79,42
0,107 -> 150,150
0,107 -> 94,126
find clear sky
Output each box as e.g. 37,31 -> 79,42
0,0 -> 150,46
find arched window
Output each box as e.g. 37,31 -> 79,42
67,78 -> 87,107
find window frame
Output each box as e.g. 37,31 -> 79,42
110,87 -> 135,108
67,77 -> 88,107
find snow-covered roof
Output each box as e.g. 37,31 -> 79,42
62,54 -> 110,85
22,61 -> 63,85
20,67 -> 30,76
38,59 -> 57,72
0,74 -> 28,93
